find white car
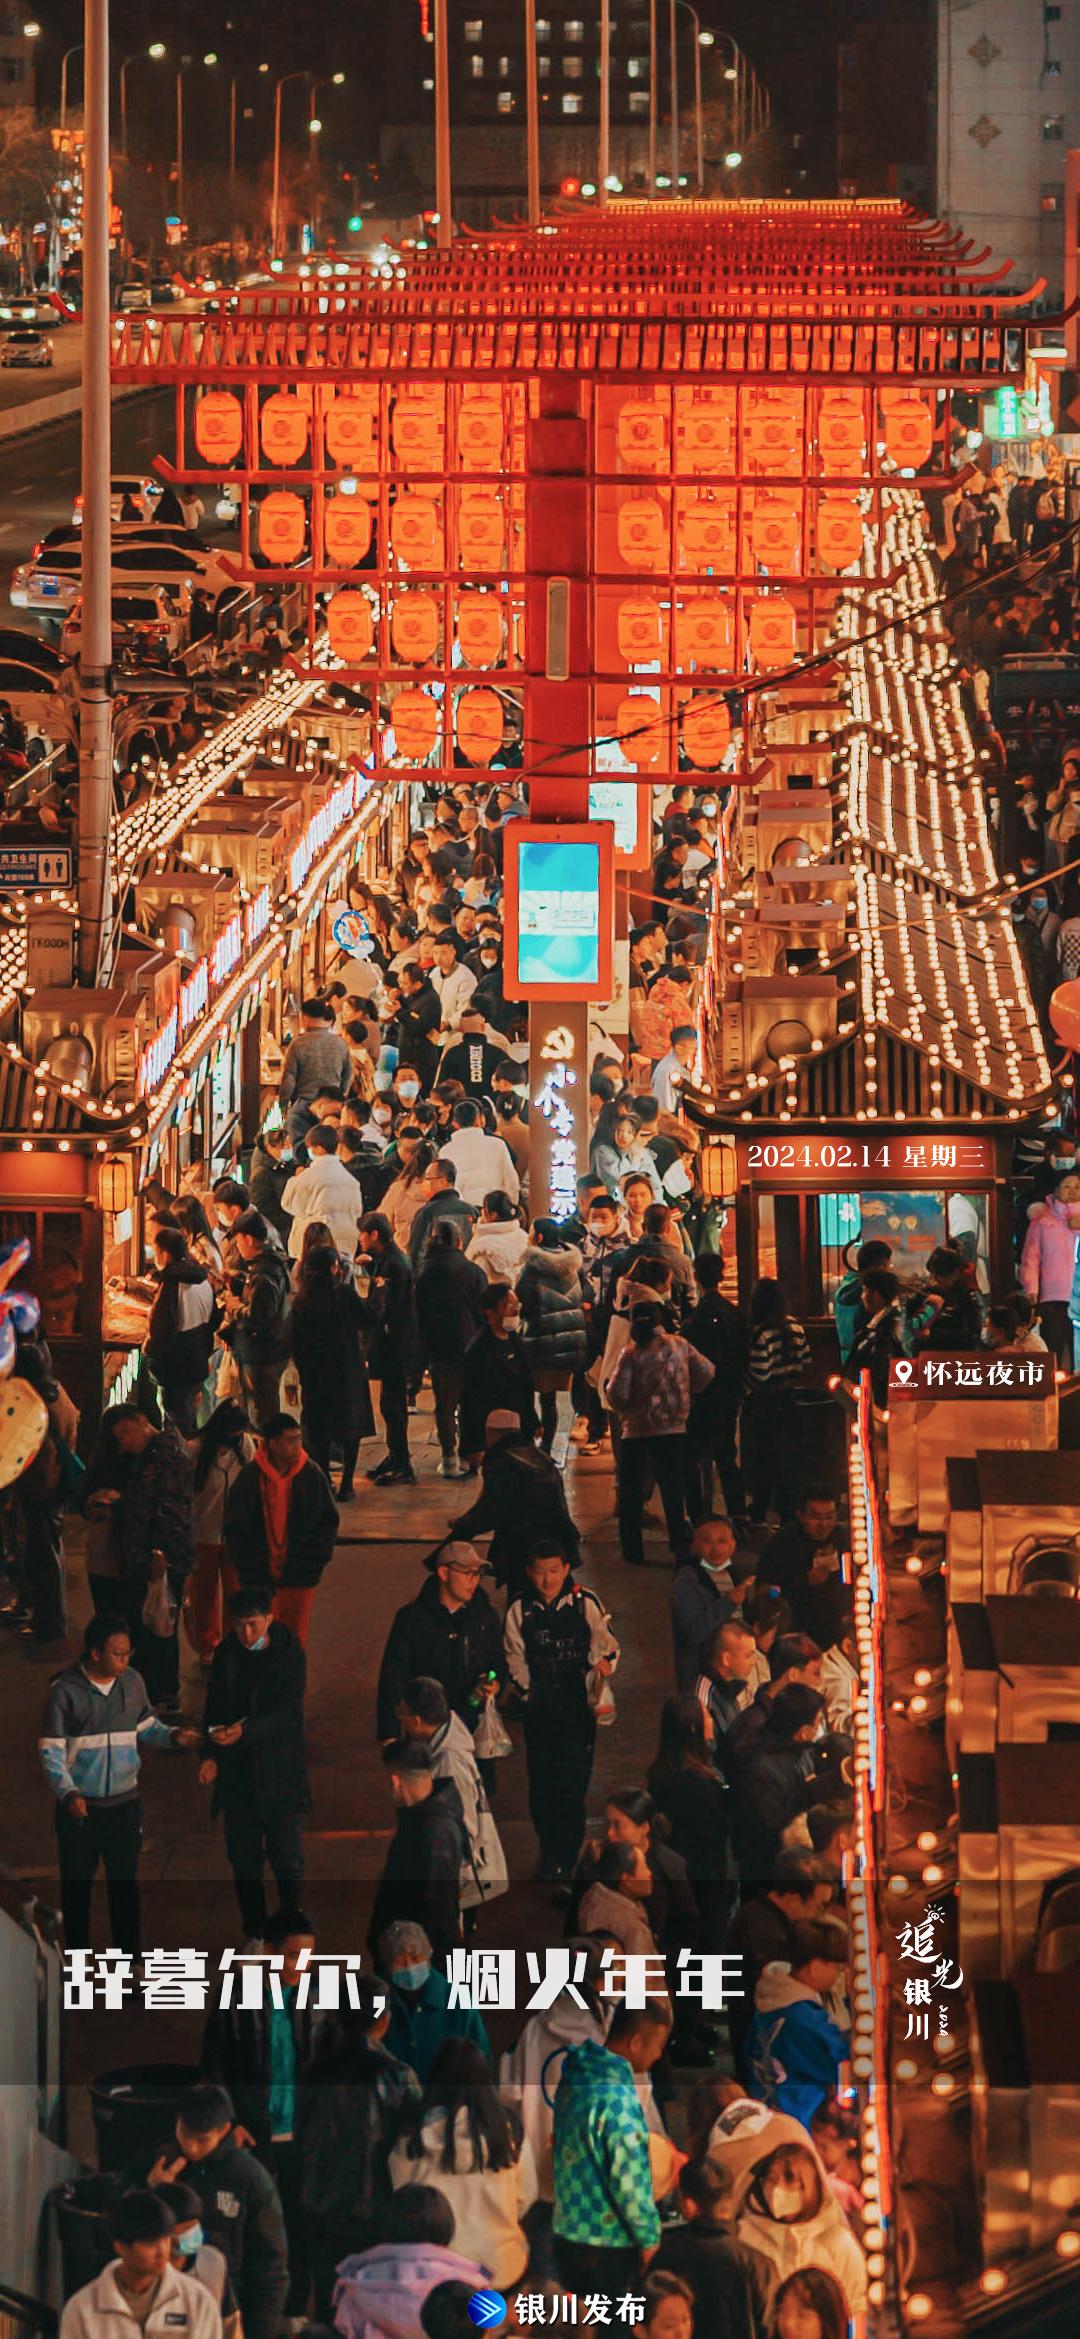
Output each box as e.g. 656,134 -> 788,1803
1,328 -> 53,368
61,587 -> 188,661
11,528 -> 233,618
72,475 -> 165,526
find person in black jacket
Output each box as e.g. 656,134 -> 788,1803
145,2081 -> 288,2339
297,1987 -> 420,2316
653,2158 -> 775,2339
459,1284 -> 538,1462
198,1589 -> 309,1942
516,1219 -> 588,1451
368,1739 -> 465,1959
394,962 -> 443,1090
849,1268 -> 907,1408
83,1403 -> 195,1711
376,1542 -> 505,1741
248,1127 -> 293,1244
358,1211 -> 417,1485
416,1220 -> 488,1477
731,1683 -> 827,1887
290,1244 -> 375,1501
146,1229 -> 216,1436
223,1414 -> 338,1649
222,1211 -> 293,1431
453,1413 -> 580,1595
683,1256 -> 746,1521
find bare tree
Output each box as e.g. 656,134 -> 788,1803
0,109 -> 63,287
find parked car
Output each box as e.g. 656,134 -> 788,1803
12,529 -> 232,620
116,282 -> 152,312
61,587 -> 188,662
72,475 -> 165,526
1,328 -> 53,368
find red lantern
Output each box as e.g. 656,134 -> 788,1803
325,389 -> 379,467
679,399 -> 735,473
748,595 -> 797,669
743,389 -> 802,472
682,697 -> 731,768
392,494 -> 441,567
456,687 -> 505,766
817,391 -> 866,471
1049,981 -> 1080,1051
617,401 -> 667,472
679,496 -> 736,569
194,389 -> 243,464
392,593 -> 440,665
257,491 -> 306,564
391,689 -> 439,762
882,392 -> 934,470
324,498 -> 373,567
457,594 -> 504,666
817,497 -> 864,571
458,492 -> 504,568
751,495 -> 801,571
617,498 -> 666,569
260,393 -> 309,466
457,391 -> 504,471
618,596 -> 664,662
678,596 -> 734,668
327,592 -> 374,661
617,694 -> 662,768
393,391 -> 445,469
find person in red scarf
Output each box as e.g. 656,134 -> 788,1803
223,1414 -> 339,1648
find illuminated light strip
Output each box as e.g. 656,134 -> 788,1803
848,1373 -> 894,2260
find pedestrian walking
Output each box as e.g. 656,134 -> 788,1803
197,1587 -> 309,1945
39,1612 -> 197,1953
388,2039 -> 539,2291
291,1242 -> 375,1500
551,2000 -> 671,2296
377,1541 -> 505,1740
453,1411 -> 581,1594
504,1540 -> 619,1883
357,1210 -> 418,1485
607,1301 -> 714,1567
279,998 -> 350,1148
220,1210 -> 293,1432
144,2083 -> 290,2339
83,1402 -> 196,1710
459,1285 -> 537,1465
223,1413 -> 338,1649
297,1989 -> 421,2316
369,1739 -> 466,1961
60,2191 -> 221,2339
516,1217 -> 589,1451
281,1127 -> 363,1261
397,1675 -> 509,1914
146,1228 -> 216,1435
465,1190 -> 529,1284
184,1403 -> 256,1663
740,1281 -> 811,1524
416,1220 -> 487,1477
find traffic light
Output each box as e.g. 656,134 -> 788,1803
561,176 -> 581,197
347,214 -> 363,232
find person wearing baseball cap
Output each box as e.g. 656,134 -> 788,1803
375,1540 -> 505,1744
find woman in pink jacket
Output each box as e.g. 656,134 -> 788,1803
1020,1174 -> 1080,1367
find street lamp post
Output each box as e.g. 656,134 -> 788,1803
433,0 -> 451,251
674,0 -> 703,196
308,73 -> 344,251
79,0 -> 113,985
176,56 -> 218,241
598,0 -> 611,206
60,41 -> 83,132
648,0 -> 657,193
524,0 -> 540,228
119,43 -> 166,158
668,0 -> 678,194
271,68 -> 309,260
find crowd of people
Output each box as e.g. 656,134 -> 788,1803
35,772 -> 877,2339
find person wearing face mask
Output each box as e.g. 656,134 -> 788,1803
732,1685 -> 829,1887
197,1588 -> 308,1946
154,2182 -> 239,2339
671,1518 -> 739,1691
734,2135 -> 867,2317
392,1064 -> 424,1113
377,1919 -> 492,2082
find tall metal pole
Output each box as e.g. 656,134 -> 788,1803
229,75 -> 237,233
433,0 -> 452,249
598,0 -> 611,205
648,0 -> 657,192
60,44 -> 81,133
668,0 -> 678,192
691,11 -> 703,193
175,69 -> 185,236
78,0 -> 113,987
524,0 -> 540,227
271,76 -> 283,257
119,57 -> 128,154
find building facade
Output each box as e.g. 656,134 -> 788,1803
935,0 -> 1080,300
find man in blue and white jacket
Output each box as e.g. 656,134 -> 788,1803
40,1611 -> 197,1954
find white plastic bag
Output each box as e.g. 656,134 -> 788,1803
588,1670 -> 617,1727
141,1571 -> 178,1639
473,1698 -> 513,1760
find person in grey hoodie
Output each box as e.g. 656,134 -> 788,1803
39,1611 -> 196,1952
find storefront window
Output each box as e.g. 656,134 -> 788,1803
2,1208 -> 88,1340
818,1187 -> 990,1306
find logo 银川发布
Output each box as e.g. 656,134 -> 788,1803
467,2297 -> 507,2331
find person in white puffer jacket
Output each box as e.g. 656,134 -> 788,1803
280,1127 -> 363,1260
466,1191 -> 529,1282
439,1099 -> 520,1210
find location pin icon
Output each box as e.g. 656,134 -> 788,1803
894,1359 -> 913,1386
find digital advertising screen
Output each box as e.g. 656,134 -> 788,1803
504,822 -> 615,1000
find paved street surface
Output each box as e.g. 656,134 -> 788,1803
0,389 -> 174,629
2,1397 -> 676,2159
